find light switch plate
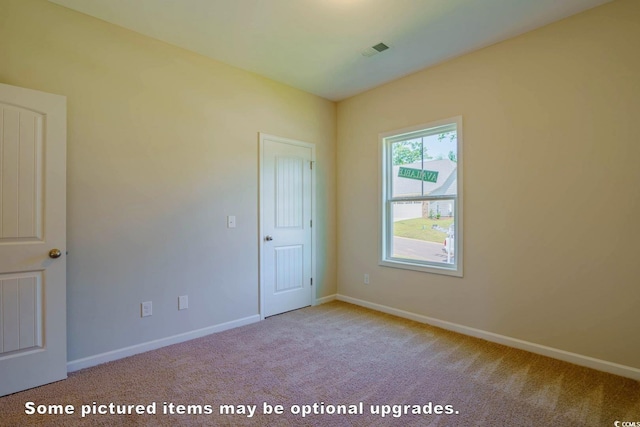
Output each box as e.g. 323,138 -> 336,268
227,215 -> 236,228
141,301 -> 152,317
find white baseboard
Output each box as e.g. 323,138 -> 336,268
336,294 -> 640,381
67,314 -> 261,373
315,294 -> 337,305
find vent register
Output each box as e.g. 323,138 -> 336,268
361,42 -> 390,57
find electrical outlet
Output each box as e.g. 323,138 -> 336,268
178,295 -> 188,310
364,274 -> 370,285
141,301 -> 152,317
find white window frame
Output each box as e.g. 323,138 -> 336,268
379,116 -> 463,277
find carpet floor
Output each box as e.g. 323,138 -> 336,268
0,301 -> 638,426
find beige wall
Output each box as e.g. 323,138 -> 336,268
1,0 -> 638,373
337,0 -> 640,369
0,0 -> 337,361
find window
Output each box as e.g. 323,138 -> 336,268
380,117 -> 463,276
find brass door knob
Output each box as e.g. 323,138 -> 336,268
49,249 -> 62,259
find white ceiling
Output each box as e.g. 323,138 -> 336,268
49,0 -> 611,101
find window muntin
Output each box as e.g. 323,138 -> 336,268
380,118 -> 462,276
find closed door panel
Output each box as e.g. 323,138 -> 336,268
0,83 -> 67,396
261,135 -> 314,317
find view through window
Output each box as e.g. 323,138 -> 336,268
381,117 -> 462,276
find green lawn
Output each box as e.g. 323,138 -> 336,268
393,217 -> 454,243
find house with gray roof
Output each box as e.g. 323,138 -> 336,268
392,159 -> 457,221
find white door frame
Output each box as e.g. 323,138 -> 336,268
258,133 -> 316,320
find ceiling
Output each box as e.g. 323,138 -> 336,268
49,0 -> 612,101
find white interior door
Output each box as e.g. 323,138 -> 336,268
0,83 -> 67,396
260,134 -> 314,317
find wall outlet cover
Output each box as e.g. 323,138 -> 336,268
179,295 -> 189,310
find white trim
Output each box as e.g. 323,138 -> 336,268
336,294 -> 640,381
258,133 -> 316,318
315,294 -> 337,305
67,314 -> 261,372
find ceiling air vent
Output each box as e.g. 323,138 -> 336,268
361,42 -> 390,57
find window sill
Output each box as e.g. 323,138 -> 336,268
379,258 -> 463,277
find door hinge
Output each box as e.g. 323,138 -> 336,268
310,161 -> 313,170
310,278 -> 313,286
310,219 -> 313,228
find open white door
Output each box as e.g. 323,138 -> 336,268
0,83 -> 67,396
260,134 -> 314,318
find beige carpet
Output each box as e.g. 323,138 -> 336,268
1,301 -> 638,426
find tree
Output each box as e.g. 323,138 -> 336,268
393,134 -> 457,165
439,132 -> 458,163
438,131 -> 456,143
392,139 -> 432,165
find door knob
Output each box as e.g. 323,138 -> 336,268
49,249 -> 62,259
265,235 -> 273,241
